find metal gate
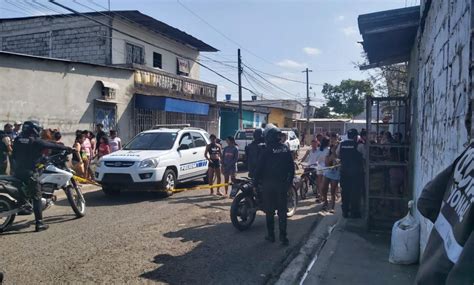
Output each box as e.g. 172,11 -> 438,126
365,96 -> 410,231
134,107 -> 218,136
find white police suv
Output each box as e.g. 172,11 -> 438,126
95,126 -> 210,196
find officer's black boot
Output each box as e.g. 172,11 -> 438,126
265,213 -> 275,242
33,199 -> 49,232
278,211 -> 289,246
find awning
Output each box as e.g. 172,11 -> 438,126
135,95 -> 209,115
358,6 -> 420,69
98,80 -> 120,90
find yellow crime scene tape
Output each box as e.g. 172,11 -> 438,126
72,174 -> 231,193
171,183 -> 232,193
73,175 -> 101,186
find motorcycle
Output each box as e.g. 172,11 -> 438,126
0,151 -> 86,233
230,178 -> 298,231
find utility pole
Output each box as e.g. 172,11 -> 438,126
302,68 -> 313,141
238,48 -> 243,129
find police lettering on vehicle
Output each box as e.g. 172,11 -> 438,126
180,160 -> 208,171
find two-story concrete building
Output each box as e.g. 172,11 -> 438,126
0,11 -> 219,143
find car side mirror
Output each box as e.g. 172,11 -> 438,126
178,144 -> 190,151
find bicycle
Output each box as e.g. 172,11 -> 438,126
295,163 -> 318,200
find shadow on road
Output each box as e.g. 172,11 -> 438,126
140,213 -> 321,285
55,180 -> 225,208
1,214 -> 78,236
167,194 -> 232,211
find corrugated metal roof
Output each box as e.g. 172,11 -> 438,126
358,6 -> 420,68
0,10 -> 218,52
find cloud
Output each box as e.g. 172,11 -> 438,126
341,26 -> 358,36
303,47 -> 322,56
276,59 -> 307,70
335,15 -> 345,21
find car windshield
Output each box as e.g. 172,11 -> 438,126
236,131 -> 253,140
123,132 -> 177,150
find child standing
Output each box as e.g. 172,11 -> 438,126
222,136 -> 239,196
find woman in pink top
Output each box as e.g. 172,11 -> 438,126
81,130 -> 93,179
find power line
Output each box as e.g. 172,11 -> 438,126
242,72 -> 265,99
175,0 -> 278,67
243,71 -> 288,100
243,64 -> 299,99
243,63 -> 324,87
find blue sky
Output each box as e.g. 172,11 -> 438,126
0,0 -> 419,105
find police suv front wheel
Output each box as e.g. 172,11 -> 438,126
160,169 -> 176,197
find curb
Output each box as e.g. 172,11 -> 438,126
274,205 -> 342,285
299,217 -> 346,284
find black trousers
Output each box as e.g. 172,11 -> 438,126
263,184 -> 288,238
15,170 -> 43,223
340,172 -> 363,216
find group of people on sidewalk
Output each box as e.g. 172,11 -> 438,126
71,124 -> 122,179
300,129 -> 367,218
0,122 -> 122,179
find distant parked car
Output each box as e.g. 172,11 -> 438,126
234,129 -> 255,162
281,129 -> 300,153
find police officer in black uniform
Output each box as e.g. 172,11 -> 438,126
245,128 -> 265,178
338,129 -> 364,218
12,121 -> 72,232
255,125 -> 295,245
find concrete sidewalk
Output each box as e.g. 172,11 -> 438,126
275,203 -> 419,285
301,216 -> 419,285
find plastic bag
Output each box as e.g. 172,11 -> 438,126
389,200 -> 420,264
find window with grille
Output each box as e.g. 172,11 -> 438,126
126,43 -> 144,65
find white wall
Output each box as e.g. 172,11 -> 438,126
0,53 -> 135,146
111,19 -> 200,79
410,0 -> 472,251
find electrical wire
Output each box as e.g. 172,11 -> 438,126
175,0 -> 277,68
243,63 -> 324,87
243,65 -> 299,98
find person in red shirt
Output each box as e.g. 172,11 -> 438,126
97,136 -> 111,159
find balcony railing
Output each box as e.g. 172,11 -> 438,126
133,66 -> 217,103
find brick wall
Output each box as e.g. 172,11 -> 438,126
410,0 -> 472,251
0,15 -> 111,64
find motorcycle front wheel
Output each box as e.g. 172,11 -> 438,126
287,186 -> 298,217
65,179 -> 86,218
0,196 -> 16,233
230,192 -> 256,231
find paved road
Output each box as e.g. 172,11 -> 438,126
0,170 -> 323,284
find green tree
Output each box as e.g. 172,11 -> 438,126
313,105 -> 331,118
322,79 -> 373,118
